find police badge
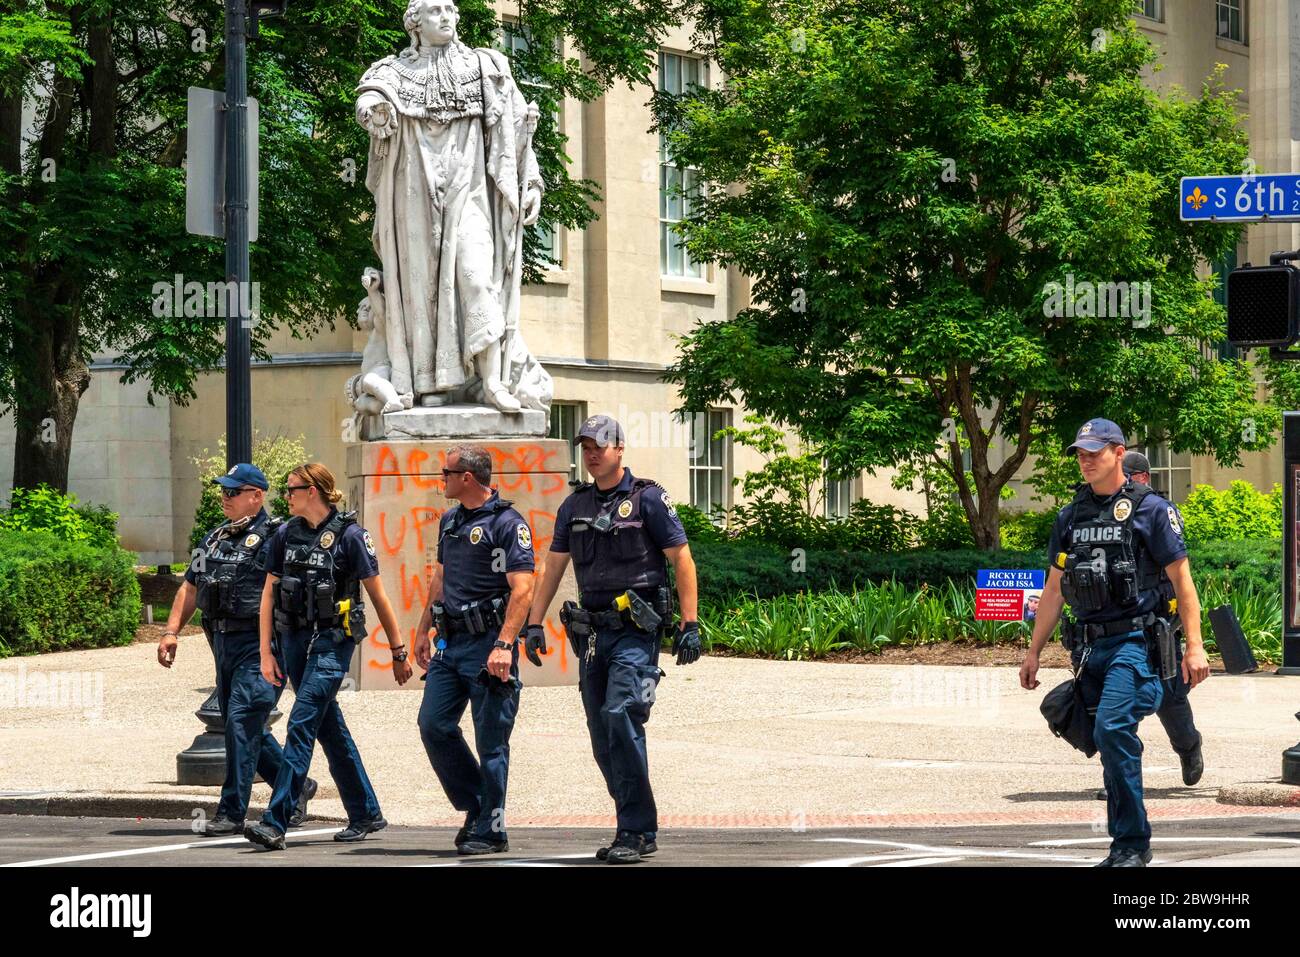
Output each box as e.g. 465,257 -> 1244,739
319,531 -> 336,549
617,500 -> 633,519
244,533 -> 261,548
469,526 -> 484,545
1112,500 -> 1132,522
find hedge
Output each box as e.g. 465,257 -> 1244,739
0,529 -> 141,657
692,538 -> 1283,606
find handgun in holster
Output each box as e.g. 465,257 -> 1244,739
616,590 -> 662,634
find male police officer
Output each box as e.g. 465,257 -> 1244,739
525,415 -> 702,864
157,464 -> 316,835
1021,420 -> 1210,867
413,446 -> 536,855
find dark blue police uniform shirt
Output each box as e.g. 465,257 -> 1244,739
437,491 -> 536,611
1047,485 -> 1187,617
265,508 -> 381,584
184,508 -> 274,586
550,468 -> 688,554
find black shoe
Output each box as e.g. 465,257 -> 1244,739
1180,737 -> 1204,786
604,831 -> 648,865
334,817 -> 387,843
288,777 -> 318,829
458,839 -> 509,856
243,821 -> 286,851
1095,848 -> 1152,868
1095,788 -> 1108,801
596,834 -> 657,861
453,813 -> 475,850
203,816 -> 243,837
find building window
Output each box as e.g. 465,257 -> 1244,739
501,20 -> 562,268
1140,443 -> 1193,504
1133,0 -> 1163,22
689,409 -> 730,516
659,52 -> 708,279
823,465 -> 855,521
1216,0 -> 1245,43
548,402 -> 587,483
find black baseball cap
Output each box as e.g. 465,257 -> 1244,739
1066,418 -> 1126,453
575,414 -> 625,447
1122,451 -> 1151,476
211,463 -> 269,490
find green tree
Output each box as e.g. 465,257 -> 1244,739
660,0 -> 1271,549
0,0 -> 687,492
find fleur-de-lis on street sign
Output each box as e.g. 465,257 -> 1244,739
1185,187 -> 1208,211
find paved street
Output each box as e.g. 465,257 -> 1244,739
2,813 -> 1299,867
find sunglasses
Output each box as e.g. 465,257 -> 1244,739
221,486 -> 258,499
440,469 -> 469,477
284,484 -> 314,495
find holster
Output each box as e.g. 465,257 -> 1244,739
621,590 -> 663,634
1154,617 -> 1178,683
431,602 -> 450,640
1059,619 -> 1077,654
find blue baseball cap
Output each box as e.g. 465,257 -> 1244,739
211,463 -> 269,491
1066,418 -> 1127,453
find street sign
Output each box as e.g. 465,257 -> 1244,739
185,86 -> 259,242
1179,173 -> 1300,223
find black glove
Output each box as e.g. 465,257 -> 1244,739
522,622 -> 547,667
672,621 -> 701,666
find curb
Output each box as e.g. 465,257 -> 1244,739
0,793 -> 347,823
1217,783 -> 1300,807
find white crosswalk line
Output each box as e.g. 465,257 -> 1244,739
2,827 -> 340,867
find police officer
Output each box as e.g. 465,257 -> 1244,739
1091,451 -> 1203,801
157,463 -> 316,835
413,446 -> 536,855
244,463 -> 413,851
525,415 -> 702,864
1020,420 -> 1210,867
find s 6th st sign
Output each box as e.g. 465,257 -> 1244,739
1180,174 -> 1300,222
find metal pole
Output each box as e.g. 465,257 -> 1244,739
224,0 -> 252,468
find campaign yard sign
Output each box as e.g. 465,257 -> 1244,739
975,569 -> 1046,622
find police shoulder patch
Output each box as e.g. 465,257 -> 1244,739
362,530 -> 376,556
517,522 -> 532,549
469,525 -> 484,545
617,499 -> 633,519
319,530 -> 336,549
661,490 -> 677,517
1167,505 -> 1183,537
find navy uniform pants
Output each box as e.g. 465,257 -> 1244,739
1074,634 -> 1163,852
574,622 -> 662,839
1156,640 -> 1201,756
417,626 -> 521,842
213,628 -> 284,822
261,627 -> 381,833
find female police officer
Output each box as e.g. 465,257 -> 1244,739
243,463 -> 413,851
157,463 -> 316,835
1020,420 -> 1210,867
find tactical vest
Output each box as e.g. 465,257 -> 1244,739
272,510 -> 366,637
1056,481 -> 1163,621
194,511 -> 279,627
567,478 -> 668,603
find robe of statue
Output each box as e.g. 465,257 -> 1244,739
356,40 -> 550,411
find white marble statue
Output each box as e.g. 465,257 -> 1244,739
351,0 -> 553,422
344,268 -> 411,417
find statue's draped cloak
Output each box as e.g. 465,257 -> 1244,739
357,43 -> 548,409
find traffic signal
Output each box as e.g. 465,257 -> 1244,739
1227,263 -> 1300,349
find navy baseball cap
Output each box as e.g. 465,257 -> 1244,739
1066,418 -> 1126,453
1122,451 -> 1151,476
575,414 -> 625,447
211,463 -> 269,490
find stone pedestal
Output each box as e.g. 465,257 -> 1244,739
360,405 -> 548,441
345,438 -> 578,690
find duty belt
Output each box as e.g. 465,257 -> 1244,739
209,616 -> 259,633
1077,612 -> 1156,643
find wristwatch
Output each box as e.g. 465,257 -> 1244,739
493,639 -> 514,651
391,647 -> 409,662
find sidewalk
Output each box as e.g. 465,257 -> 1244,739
1,635 -> 1297,828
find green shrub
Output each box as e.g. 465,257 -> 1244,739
0,485 -> 119,549
999,509 -> 1056,551
188,432 -> 311,551
1179,481 -> 1282,542
675,503 -> 725,545
0,529 -> 141,657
